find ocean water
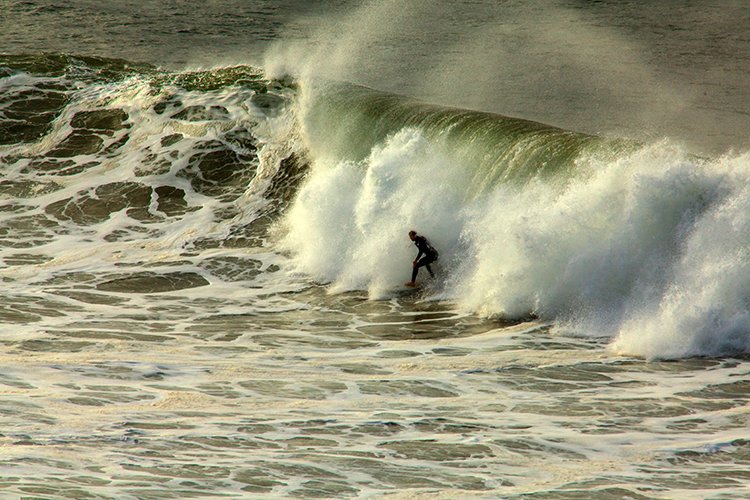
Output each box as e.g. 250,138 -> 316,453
1,1 -> 749,498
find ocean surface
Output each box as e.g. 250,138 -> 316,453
1,1 -> 749,498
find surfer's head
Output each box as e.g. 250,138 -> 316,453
408,230 -> 417,241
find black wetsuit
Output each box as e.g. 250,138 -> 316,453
411,235 -> 438,283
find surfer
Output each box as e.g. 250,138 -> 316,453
405,230 -> 438,287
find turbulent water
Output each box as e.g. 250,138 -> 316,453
1,1 -> 750,499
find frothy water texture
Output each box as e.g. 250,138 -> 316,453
2,1 -> 750,498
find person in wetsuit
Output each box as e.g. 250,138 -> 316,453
406,230 -> 438,287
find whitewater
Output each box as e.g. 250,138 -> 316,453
1,1 -> 749,498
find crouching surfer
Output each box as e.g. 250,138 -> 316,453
405,230 -> 438,287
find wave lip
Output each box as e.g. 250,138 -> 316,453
300,81 -> 627,190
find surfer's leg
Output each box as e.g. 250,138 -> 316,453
413,257 -> 435,282
412,257 -> 430,282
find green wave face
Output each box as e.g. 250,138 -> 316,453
299,80 -> 633,195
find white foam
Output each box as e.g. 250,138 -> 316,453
613,151 -> 750,359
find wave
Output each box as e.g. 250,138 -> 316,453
282,79 -> 750,360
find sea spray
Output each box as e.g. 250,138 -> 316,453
612,151 -> 750,359
454,143 -> 719,325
